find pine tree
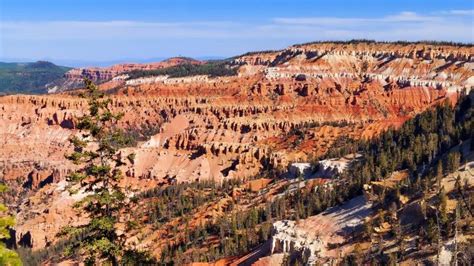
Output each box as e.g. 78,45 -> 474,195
426,218 -> 438,244
63,79 -> 134,265
363,218 -> 373,241
439,187 -> 448,224
436,160 -> 443,188
446,151 -> 461,173
0,184 -> 22,266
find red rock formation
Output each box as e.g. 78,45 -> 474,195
0,41 -> 472,252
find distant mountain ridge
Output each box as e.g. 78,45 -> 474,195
0,57 -> 204,95
0,56 -> 226,68
0,61 -> 71,95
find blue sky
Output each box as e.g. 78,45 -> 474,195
1,0 -> 473,66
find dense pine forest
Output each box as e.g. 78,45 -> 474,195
127,61 -> 238,80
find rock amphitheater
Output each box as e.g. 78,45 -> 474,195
0,42 -> 472,256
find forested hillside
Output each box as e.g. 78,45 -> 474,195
127,60 -> 237,79
0,61 -> 70,95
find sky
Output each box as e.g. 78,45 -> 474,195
1,0 -> 473,66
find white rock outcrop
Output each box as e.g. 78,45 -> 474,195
271,220 -> 322,265
288,162 -> 312,178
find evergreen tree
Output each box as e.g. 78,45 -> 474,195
363,218 -> 373,240
438,187 -> 448,224
435,160 -> 443,188
63,79 -> 134,265
0,184 -> 21,266
426,218 -> 439,244
446,151 -> 461,173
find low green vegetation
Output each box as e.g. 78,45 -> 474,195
0,61 -> 71,95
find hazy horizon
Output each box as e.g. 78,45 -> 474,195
0,55 -> 227,68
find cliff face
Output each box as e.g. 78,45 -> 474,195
48,57 -> 202,92
0,42 -> 472,252
235,42 -> 473,91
